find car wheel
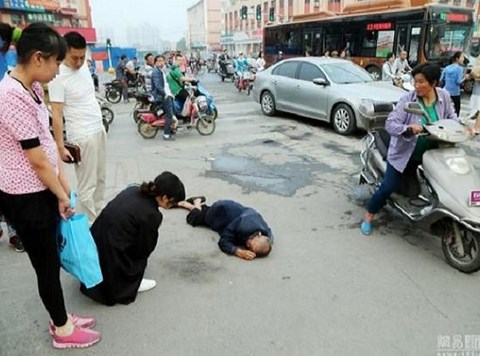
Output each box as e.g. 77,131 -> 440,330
332,104 -> 356,135
260,91 -> 277,116
366,66 -> 382,81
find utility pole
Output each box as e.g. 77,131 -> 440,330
106,38 -> 114,74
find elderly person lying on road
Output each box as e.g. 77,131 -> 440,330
178,197 -> 273,260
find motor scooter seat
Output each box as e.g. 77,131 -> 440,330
373,129 -> 390,160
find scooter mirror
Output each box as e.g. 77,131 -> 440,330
404,102 -> 424,116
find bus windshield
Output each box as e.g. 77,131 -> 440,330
322,62 -> 373,84
426,24 -> 471,60
470,37 -> 480,58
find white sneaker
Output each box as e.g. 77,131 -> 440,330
138,279 -> 157,293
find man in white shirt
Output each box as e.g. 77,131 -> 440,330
49,32 -> 106,224
141,53 -> 154,93
394,51 -> 412,74
125,57 -> 137,82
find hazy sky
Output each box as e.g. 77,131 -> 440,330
90,0 -> 195,44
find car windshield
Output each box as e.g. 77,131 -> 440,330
426,24 -> 471,60
321,62 -> 373,84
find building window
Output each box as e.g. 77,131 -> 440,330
305,0 -> 310,3
328,0 -> 341,12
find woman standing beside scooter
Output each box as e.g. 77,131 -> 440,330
440,52 -> 467,117
360,63 -> 474,235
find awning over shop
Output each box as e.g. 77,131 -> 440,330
59,6 -> 76,15
29,0 -> 59,10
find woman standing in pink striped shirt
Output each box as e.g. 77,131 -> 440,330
0,23 -> 101,349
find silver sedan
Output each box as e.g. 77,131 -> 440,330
252,57 -> 405,135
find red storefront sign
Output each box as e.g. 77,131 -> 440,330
92,51 -> 108,60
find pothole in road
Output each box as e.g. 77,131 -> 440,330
205,140 -> 338,197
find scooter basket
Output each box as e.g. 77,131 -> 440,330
196,96 -> 208,112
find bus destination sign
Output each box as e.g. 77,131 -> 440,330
366,22 -> 393,31
440,13 -> 469,23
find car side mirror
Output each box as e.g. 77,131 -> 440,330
404,102 -> 424,115
313,78 -> 329,86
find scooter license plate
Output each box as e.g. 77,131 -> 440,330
468,190 -> 480,206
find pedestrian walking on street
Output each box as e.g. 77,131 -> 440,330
80,172 -> 185,306
0,23 -> 101,349
49,31 -> 107,225
178,198 -> 273,260
440,51 -> 466,117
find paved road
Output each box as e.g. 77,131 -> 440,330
1,73 -> 480,356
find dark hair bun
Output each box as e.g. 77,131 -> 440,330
139,181 -> 157,196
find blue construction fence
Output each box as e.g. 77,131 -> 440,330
90,46 -> 137,73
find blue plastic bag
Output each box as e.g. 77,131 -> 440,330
58,192 -> 103,288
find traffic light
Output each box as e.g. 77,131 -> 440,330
256,5 -> 262,21
269,7 -> 275,21
106,38 -> 111,48
241,5 -> 248,20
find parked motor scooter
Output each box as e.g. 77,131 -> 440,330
97,96 -> 114,133
104,73 -> 146,104
359,101 -> 480,273
136,83 -> 216,139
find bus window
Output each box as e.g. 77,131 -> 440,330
396,26 -> 408,56
471,37 -> 480,58
304,32 -> 312,55
312,31 -> 322,56
284,25 -> 303,55
408,27 -> 421,65
360,28 -> 395,58
324,26 -> 342,53
264,28 -> 280,55
426,23 -> 471,60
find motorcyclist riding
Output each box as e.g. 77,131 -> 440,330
218,49 -> 231,75
234,52 -> 249,87
167,54 -> 198,105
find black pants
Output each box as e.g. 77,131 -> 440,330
186,205 -> 210,227
175,89 -> 190,104
0,190 -> 68,327
451,95 -> 461,117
